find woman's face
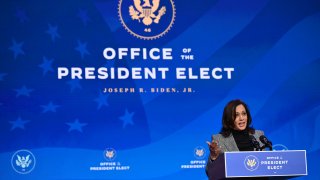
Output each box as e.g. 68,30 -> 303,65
233,104 -> 247,131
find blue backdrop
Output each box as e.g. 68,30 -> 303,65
1,0 -> 319,179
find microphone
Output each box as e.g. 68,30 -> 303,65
249,135 -> 261,151
259,135 -> 273,150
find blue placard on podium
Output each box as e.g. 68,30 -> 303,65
225,150 -> 308,178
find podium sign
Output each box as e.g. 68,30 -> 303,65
225,150 -> 307,178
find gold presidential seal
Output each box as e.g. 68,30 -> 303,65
118,0 -> 176,40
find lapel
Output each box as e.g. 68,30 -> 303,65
223,133 -> 239,151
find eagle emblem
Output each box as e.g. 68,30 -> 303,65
244,155 -> 260,171
129,0 -> 166,28
16,155 -> 32,168
118,0 -> 175,40
11,149 -> 36,174
105,150 -> 115,159
104,148 -> 117,161
195,149 -> 204,157
246,159 -> 257,168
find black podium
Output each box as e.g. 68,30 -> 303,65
207,153 -> 226,180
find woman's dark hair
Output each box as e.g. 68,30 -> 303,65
220,99 -> 255,137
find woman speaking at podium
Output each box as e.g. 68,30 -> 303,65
206,99 -> 266,179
